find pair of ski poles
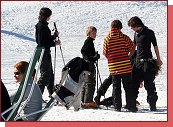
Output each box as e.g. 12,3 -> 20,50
95,59 -> 109,109
53,22 -> 66,86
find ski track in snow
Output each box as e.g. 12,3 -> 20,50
1,1 -> 167,121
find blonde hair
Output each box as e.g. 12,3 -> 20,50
86,26 -> 97,36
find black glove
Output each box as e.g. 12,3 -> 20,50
54,31 -> 59,38
93,51 -> 100,61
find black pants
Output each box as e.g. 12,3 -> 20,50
112,73 -> 136,109
97,75 -> 112,96
132,60 -> 158,106
81,61 -> 96,103
37,50 -> 54,96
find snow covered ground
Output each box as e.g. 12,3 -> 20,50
1,1 -> 167,121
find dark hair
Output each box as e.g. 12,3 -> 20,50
128,16 -> 144,27
86,26 -> 97,36
111,20 -> 122,29
38,7 -> 52,21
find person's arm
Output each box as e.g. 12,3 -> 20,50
154,46 -> 163,66
150,30 -> 163,67
103,37 -> 109,58
128,43 -> 136,58
126,36 -> 136,58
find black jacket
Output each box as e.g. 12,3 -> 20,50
35,20 -> 56,49
62,57 -> 89,83
1,81 -> 12,120
134,26 -> 157,59
81,37 -> 97,62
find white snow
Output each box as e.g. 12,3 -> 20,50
1,1 -> 167,121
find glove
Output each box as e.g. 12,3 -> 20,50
93,51 -> 100,61
96,53 -> 100,60
54,31 -> 59,38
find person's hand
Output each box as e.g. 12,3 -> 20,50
96,53 -> 100,60
157,59 -> 163,67
94,51 -> 100,60
54,31 -> 59,37
55,39 -> 61,45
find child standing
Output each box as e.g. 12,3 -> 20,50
81,26 -> 100,108
35,7 -> 60,97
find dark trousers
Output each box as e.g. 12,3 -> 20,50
112,73 -> 136,109
81,61 -> 96,103
37,50 -> 54,96
132,60 -> 158,106
97,75 -> 112,96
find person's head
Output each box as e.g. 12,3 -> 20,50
38,7 -> 52,21
111,20 -> 123,30
128,16 -> 144,32
86,26 -> 97,39
14,61 -> 36,83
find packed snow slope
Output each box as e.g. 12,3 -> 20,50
1,1 -> 167,121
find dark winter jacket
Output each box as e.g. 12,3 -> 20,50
1,81 -> 12,121
62,57 -> 89,83
35,20 -> 56,49
81,37 -> 98,62
134,26 -> 157,59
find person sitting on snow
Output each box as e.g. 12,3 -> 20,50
52,57 -> 89,111
11,61 -> 42,121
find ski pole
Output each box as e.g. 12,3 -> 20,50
53,22 -> 57,87
95,60 -> 103,86
95,60 -> 109,109
54,22 -> 66,66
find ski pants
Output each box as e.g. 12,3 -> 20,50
97,75 -> 112,96
37,50 -> 54,96
112,73 -> 136,109
81,61 -> 96,103
132,60 -> 158,106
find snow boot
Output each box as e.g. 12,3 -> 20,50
99,97 -> 113,106
147,94 -> 158,111
81,102 -> 97,109
94,93 -> 101,105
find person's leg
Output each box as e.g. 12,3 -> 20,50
73,92 -> 82,111
122,73 -> 138,112
83,62 -> 96,103
112,75 -> 122,111
37,51 -> 54,96
144,63 -> 158,111
81,83 -> 86,103
46,61 -> 54,96
94,75 -> 112,104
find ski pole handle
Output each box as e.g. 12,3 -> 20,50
53,22 -> 60,40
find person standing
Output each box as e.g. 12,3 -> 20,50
128,16 -> 163,111
35,7 -> 60,97
103,20 -> 137,112
81,26 -> 100,108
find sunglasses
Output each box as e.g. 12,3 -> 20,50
14,72 -> 21,75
